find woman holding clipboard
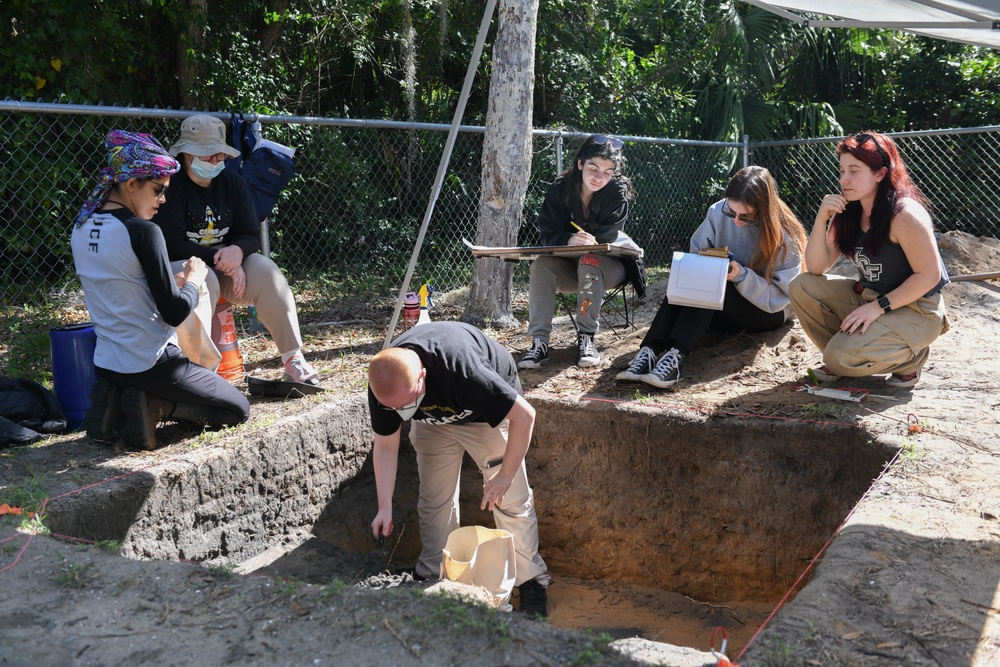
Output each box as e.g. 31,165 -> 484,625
617,166 -> 806,388
517,134 -> 642,370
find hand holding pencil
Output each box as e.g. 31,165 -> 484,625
568,221 -> 596,246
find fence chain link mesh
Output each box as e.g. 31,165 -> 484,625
3,104 -> 999,336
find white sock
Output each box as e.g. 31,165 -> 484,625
281,349 -> 302,364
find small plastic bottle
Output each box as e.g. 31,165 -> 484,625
403,292 -> 420,330
416,284 -> 432,325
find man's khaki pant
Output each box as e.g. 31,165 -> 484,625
788,272 -> 948,378
409,420 -> 550,587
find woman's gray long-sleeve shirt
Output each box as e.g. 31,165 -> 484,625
688,200 -> 803,319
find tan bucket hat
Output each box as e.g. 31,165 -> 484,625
168,115 -> 241,158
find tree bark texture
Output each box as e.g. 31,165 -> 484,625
176,0 -> 208,109
465,0 -> 540,328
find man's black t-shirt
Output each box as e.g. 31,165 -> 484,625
368,322 -> 521,436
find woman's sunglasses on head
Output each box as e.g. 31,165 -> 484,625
854,133 -> 890,169
591,134 -> 623,150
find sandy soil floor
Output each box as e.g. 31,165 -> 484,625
1,230 -> 999,666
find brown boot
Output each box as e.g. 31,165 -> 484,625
83,378 -> 124,443
120,388 -> 174,450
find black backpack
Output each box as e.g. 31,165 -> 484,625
225,113 -> 295,222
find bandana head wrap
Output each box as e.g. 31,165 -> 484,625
75,130 -> 180,226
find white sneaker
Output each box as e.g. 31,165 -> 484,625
283,356 -> 319,385
616,346 -> 657,382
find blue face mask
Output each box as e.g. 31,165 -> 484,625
190,158 -> 226,180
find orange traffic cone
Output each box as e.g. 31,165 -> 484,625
212,299 -> 244,381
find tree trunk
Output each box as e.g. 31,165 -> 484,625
176,0 -> 208,109
463,0 -> 539,328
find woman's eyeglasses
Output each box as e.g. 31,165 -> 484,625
721,199 -> 759,224
146,181 -> 169,198
591,134 -> 623,150
854,133 -> 890,169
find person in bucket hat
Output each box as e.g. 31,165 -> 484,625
152,114 -> 319,385
72,130 -> 250,450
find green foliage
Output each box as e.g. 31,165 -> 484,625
411,590 -> 510,645
1,472 -> 45,508
571,629 -> 616,666
53,562 -> 91,589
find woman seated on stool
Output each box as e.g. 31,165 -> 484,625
788,131 -> 949,388
617,166 -> 806,389
73,130 -> 250,450
152,114 -> 319,385
517,133 -> 644,370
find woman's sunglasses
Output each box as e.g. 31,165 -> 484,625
854,133 -> 890,169
721,199 -> 759,224
591,134 -> 623,150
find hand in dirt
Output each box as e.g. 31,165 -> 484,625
481,469 -> 513,512
371,508 -> 394,539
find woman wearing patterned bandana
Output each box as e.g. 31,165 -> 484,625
72,130 -> 250,450
789,131 -> 950,389
517,134 -> 644,371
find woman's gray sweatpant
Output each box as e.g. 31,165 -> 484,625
526,253 -> 626,342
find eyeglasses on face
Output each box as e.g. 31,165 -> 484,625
146,181 -> 169,198
198,152 -> 230,163
591,134 -> 623,150
377,397 -> 421,412
721,199 -> 759,224
854,133 -> 890,169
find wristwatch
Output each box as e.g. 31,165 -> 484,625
876,295 -> 892,313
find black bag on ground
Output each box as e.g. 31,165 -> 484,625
226,113 -> 295,223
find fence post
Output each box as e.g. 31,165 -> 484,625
742,135 -> 750,168
555,133 -> 564,175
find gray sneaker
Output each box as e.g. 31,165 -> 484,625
577,333 -> 600,368
642,348 -> 684,389
518,338 -> 549,369
616,346 -> 657,382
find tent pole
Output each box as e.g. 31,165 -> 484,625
381,0 -> 499,350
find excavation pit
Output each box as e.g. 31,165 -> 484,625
43,395 -> 896,656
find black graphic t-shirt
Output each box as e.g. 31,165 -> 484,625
151,167 -> 261,267
368,322 -> 521,436
853,230 -> 949,296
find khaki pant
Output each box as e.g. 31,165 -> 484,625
172,253 -> 304,366
409,420 -> 549,587
788,272 -> 949,378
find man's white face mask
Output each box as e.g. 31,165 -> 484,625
396,391 -> 425,421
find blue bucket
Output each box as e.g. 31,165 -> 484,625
50,323 -> 98,430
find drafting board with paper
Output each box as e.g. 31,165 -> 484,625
463,238 -> 642,262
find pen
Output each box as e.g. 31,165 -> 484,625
571,221 -> 584,233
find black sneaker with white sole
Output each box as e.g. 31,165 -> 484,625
642,347 -> 685,389
616,346 -> 657,382
518,338 -> 549,369
577,333 -> 600,368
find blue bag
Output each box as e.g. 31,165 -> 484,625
226,113 -> 295,222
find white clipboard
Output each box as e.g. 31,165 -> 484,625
666,251 -> 729,310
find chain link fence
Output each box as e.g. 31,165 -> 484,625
3,102 -> 999,322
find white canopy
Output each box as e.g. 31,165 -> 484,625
741,0 -> 1000,48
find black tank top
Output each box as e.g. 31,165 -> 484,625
854,231 -> 949,296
